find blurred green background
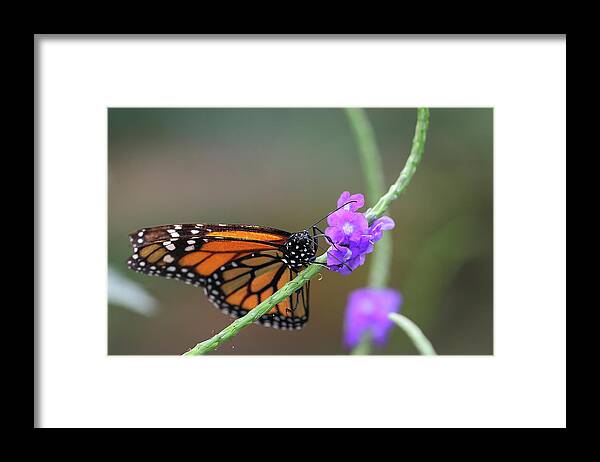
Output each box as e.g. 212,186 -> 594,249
108,108 -> 493,355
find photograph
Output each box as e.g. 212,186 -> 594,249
108,107 -> 493,356
36,35 -> 565,428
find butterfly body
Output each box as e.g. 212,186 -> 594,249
281,229 -> 317,271
127,223 -> 316,329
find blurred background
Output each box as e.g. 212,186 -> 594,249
108,108 -> 493,355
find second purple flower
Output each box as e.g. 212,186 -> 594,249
325,191 -> 395,274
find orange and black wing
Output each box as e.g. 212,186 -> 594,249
203,250 -> 309,330
127,224 -> 309,329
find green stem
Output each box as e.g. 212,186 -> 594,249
345,107 -> 388,356
388,313 -> 437,355
346,108 -> 427,355
183,108 -> 430,356
183,255 -> 325,356
367,234 -> 392,288
344,108 -> 385,203
350,332 -> 372,355
343,108 -> 391,289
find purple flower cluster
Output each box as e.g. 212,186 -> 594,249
344,288 -> 403,348
325,191 -> 395,275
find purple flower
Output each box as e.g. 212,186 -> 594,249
368,216 -> 395,242
326,246 -> 355,275
326,242 -> 369,275
325,191 -> 395,274
337,191 -> 365,212
344,288 -> 403,348
326,210 -> 368,244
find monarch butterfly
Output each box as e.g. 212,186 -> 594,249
126,203 -> 353,330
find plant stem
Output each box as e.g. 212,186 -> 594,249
344,107 -> 389,356
388,313 -> 437,355
350,332 -> 372,355
344,108 -> 385,203
183,108 -> 430,356
183,254 -> 326,356
344,108 -> 391,289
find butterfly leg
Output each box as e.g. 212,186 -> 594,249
308,254 -> 352,273
285,268 -> 299,318
302,281 -> 310,322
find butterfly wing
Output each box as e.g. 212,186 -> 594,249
127,224 -> 309,329
206,250 -> 309,330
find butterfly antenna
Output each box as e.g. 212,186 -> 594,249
309,200 -> 358,229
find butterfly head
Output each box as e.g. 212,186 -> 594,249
283,230 -> 316,271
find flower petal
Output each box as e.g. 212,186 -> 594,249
368,216 -> 396,242
326,210 -> 369,244
337,191 -> 365,212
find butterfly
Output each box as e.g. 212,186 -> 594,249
126,203 -> 353,330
